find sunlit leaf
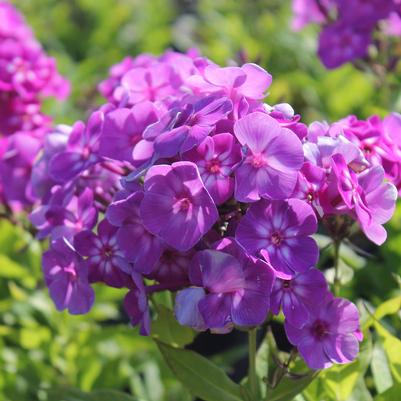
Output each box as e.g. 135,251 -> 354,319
374,384 -> 401,401
151,305 -> 195,347
157,342 -> 244,401
374,322 -> 401,383
371,341 -> 393,394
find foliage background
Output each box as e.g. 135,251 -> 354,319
0,0 -> 400,400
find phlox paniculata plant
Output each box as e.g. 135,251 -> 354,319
29,46 -> 400,381
292,0 -> 401,69
0,1 -> 69,211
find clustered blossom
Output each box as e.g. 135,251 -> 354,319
0,1 -> 69,208
292,0 -> 401,68
31,49 -> 399,371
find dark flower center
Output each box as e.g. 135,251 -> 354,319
207,159 -> 221,174
160,249 -> 175,264
101,245 -> 114,259
250,154 -> 266,169
271,232 -> 283,246
179,198 -> 191,211
363,144 -> 372,155
282,280 -> 291,289
311,319 -> 329,340
187,113 -> 200,126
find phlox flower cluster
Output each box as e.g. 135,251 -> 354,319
0,1 -> 69,208
292,0 -> 401,68
31,49 -> 398,370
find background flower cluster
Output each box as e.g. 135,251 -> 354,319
0,1 -> 69,210
292,0 -> 401,68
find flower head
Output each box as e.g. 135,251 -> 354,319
270,267 -> 328,327
74,219 -> 131,288
234,112 -> 304,202
184,133 -> 241,205
176,243 -> 275,331
140,161 -> 218,251
236,199 -> 319,278
285,297 -> 362,369
42,239 -> 94,314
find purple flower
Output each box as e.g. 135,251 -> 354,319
233,112 -> 304,202
121,63 -> 176,105
303,134 -> 368,174
384,12 -> 401,36
146,248 -> 192,285
268,103 -> 308,141
42,239 -> 95,314
140,161 -> 218,252
143,95 -> 232,159
0,130 -> 43,207
184,133 -> 242,205
236,199 -> 319,278
98,56 -> 137,103
331,154 -> 397,245
30,125 -> 70,201
291,0 -> 331,30
292,162 -> 326,215
177,244 -> 274,331
74,219 -> 131,288
175,287 -> 207,331
106,190 -> 166,275
124,273 -> 150,336
382,113 -> 401,194
285,297 -> 362,369
98,101 -> 159,163
31,187 -> 98,241
270,267 -> 328,327
336,0 -> 394,27
187,63 -> 272,102
48,111 -> 104,183
318,22 -> 372,69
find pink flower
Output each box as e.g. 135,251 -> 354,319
140,161 -> 218,251
234,112 -> 304,202
184,133 -> 242,205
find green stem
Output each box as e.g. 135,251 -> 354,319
248,328 -> 258,398
333,240 -> 341,296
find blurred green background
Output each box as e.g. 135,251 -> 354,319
1,1 -> 400,400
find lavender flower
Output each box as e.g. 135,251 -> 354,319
236,199 -> 319,278
42,239 -> 94,314
233,112 -> 304,202
270,267 -> 328,327
74,219 -> 131,288
140,161 -> 218,251
285,296 -> 362,369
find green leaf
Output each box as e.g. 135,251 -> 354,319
371,341 -> 393,394
0,254 -> 27,279
265,372 -> 317,401
363,296 -> 401,330
255,337 -> 269,383
347,377 -> 373,401
47,388 -> 139,401
374,296 -> 401,321
157,342 -> 244,401
375,384 -> 401,401
151,305 -> 194,347
374,322 -> 401,383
